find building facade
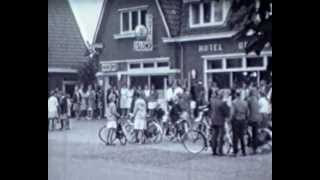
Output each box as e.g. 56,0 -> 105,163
95,0 -> 272,99
48,0 -> 88,96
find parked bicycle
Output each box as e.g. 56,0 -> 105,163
98,118 -> 127,146
123,114 -> 163,144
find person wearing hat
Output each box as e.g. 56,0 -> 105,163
48,90 -> 59,131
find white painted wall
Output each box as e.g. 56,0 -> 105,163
68,0 -> 104,44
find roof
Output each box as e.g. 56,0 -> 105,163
48,0 -> 87,70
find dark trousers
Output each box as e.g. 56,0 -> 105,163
210,125 -> 225,155
231,120 -> 247,155
249,121 -> 260,152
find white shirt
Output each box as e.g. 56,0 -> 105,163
259,97 -> 271,114
48,96 -> 59,113
166,88 -> 174,101
173,87 -> 183,98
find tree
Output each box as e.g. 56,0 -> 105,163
78,42 -> 100,87
226,0 -> 272,55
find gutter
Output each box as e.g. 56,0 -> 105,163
162,31 -> 238,43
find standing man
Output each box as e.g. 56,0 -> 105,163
247,89 -> 262,154
231,92 -> 249,156
209,91 -> 229,156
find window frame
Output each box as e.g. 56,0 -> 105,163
189,1 -> 229,28
119,6 -> 148,35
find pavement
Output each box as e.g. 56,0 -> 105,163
48,119 -> 272,180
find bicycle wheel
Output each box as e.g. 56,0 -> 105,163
182,130 -> 207,154
119,134 -> 127,145
149,122 -> 163,144
123,123 -> 136,144
98,125 -> 108,145
109,129 -> 117,144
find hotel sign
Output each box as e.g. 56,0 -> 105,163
133,14 -> 153,52
198,41 -> 252,53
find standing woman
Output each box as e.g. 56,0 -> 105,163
120,84 -> 129,117
133,92 -> 147,144
143,85 -> 151,113
72,85 -> 81,120
96,86 -> 104,120
148,85 -> 158,116
79,84 -> 88,120
87,85 -> 96,120
127,85 -> 134,114
105,94 -> 120,145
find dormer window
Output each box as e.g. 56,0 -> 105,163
189,0 -> 230,28
119,6 -> 148,35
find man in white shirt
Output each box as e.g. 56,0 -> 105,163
259,92 -> 271,128
48,91 -> 59,131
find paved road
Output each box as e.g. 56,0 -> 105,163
48,119 -> 272,180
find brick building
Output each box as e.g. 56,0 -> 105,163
48,0 -> 88,96
94,0 -> 272,99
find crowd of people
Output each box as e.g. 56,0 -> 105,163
48,78 -> 272,156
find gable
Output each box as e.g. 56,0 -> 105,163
48,0 -> 87,70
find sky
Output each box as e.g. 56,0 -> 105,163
68,0 -> 104,44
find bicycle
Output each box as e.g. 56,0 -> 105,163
98,118 -> 127,146
122,114 -> 163,144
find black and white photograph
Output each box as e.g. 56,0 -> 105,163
48,0 -> 272,179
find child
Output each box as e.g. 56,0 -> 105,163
105,94 -> 120,145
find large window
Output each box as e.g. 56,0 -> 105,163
208,60 -> 223,69
120,8 -> 147,34
246,57 -> 264,67
189,1 -> 229,28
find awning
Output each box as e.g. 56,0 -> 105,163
183,0 -> 212,3
48,68 -> 78,73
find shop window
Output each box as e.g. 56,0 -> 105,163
246,57 -> 264,67
129,63 -> 141,69
151,75 -> 167,90
208,60 -> 223,69
143,63 -> 154,68
189,1 -> 229,28
157,62 -> 169,68
211,73 -> 230,89
226,58 -> 242,69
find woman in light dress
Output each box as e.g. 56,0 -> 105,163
79,84 -> 89,120
127,86 -> 135,113
120,84 -> 129,117
87,85 -> 96,120
105,94 -> 120,145
133,92 -> 147,144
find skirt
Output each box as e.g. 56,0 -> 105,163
107,121 -> 117,129
48,110 -> 58,119
134,118 -> 146,130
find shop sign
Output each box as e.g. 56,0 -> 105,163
101,63 -> 118,72
133,14 -> 153,52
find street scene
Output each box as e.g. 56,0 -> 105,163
48,0 -> 272,179
49,120 -> 272,180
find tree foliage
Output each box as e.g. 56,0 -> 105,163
78,44 -> 100,87
226,0 -> 272,55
